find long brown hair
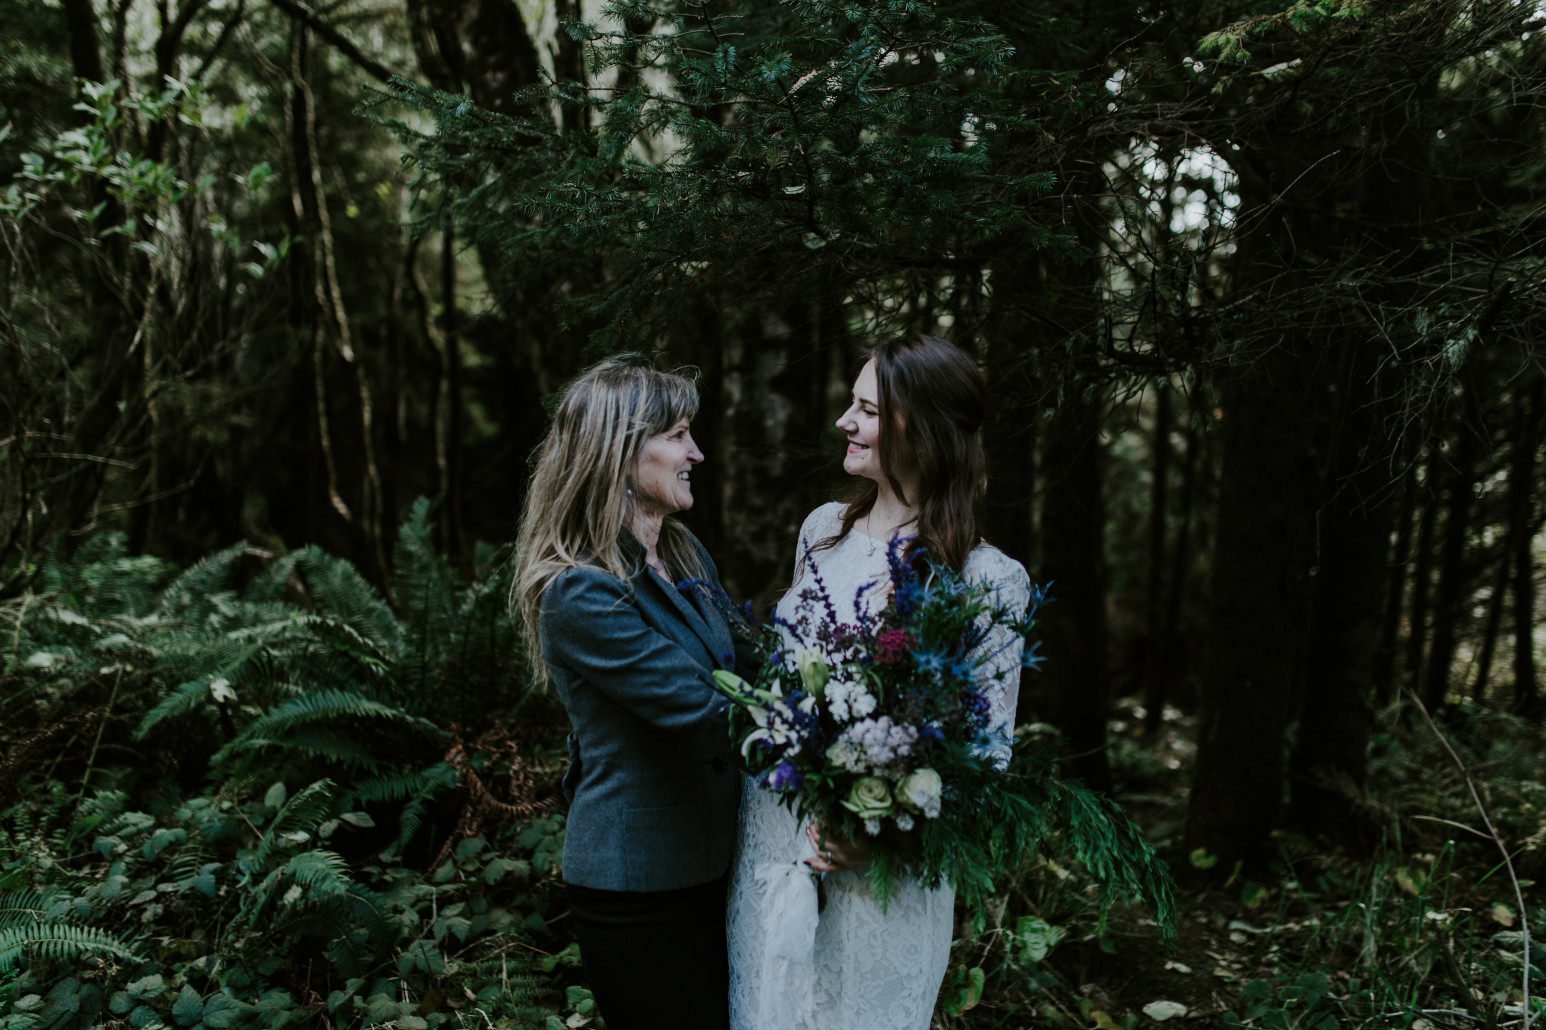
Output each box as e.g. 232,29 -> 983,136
829,334 -> 987,573
511,354 -> 706,677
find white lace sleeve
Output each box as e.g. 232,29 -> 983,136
788,502 -> 843,591
964,546 -> 1032,770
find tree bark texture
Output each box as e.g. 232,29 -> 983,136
1186,349 -> 1314,868
402,0 -> 541,116
1512,380 -> 1542,717
1141,382 -> 1172,733
1406,475 -> 1438,698
1424,387 -> 1486,711
980,251 -> 1040,569
1039,391 -> 1111,792
1374,465 -> 1416,708
1289,353 -> 1392,848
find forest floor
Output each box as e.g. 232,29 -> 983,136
941,700 -> 1542,1030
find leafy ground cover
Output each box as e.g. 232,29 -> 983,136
2,518 -> 1540,1029
0,504 -> 588,1028
937,703 -> 1544,1029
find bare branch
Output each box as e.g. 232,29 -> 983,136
266,0 -> 396,84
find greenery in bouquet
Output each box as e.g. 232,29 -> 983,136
710,539 -> 1177,941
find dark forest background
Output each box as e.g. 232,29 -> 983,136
2,1 -> 1543,1027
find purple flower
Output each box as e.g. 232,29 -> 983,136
875,628 -> 914,665
960,688 -> 991,721
764,761 -> 803,793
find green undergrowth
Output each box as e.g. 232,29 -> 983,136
933,703 -> 1543,1029
4,516 -> 1541,1030
0,501 -> 589,1029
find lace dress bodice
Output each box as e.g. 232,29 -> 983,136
727,503 -> 1031,1030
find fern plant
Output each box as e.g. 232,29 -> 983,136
0,502 -> 574,1028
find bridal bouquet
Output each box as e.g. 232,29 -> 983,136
711,539 -> 1177,938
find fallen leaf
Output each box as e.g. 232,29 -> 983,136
1090,1011 -> 1124,1030
1491,904 -> 1515,927
1142,1000 -> 1188,1021
1163,960 -> 1192,973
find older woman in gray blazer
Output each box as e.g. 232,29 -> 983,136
512,355 -> 744,1030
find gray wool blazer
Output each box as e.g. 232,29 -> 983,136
540,530 -> 746,892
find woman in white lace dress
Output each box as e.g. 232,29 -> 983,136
727,335 -> 1031,1030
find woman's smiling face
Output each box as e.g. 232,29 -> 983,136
633,418 -> 704,517
835,360 -> 883,482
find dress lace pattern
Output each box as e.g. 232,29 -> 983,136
727,503 -> 1031,1030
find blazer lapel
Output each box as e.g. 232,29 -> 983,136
683,583 -> 734,668
622,531 -> 723,667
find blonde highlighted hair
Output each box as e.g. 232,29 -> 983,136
511,354 -> 706,675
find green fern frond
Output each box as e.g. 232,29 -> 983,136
133,673 -> 234,740
0,891 -> 49,931
295,548 -> 405,662
282,614 -> 398,674
394,497 -> 460,693
281,849 -> 353,897
252,780 -> 338,868
350,763 -> 459,853
0,922 -> 144,971
243,550 -> 301,604
155,541 -> 251,621
348,764 -> 458,806
273,900 -> 375,979
233,730 -> 389,770
211,690 -> 441,770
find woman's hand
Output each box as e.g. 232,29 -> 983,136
804,822 -> 871,873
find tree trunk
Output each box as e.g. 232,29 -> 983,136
61,0 -> 108,87
1471,542 -> 1511,703
1405,472 -> 1438,697
1185,349 -> 1313,869
555,0 -> 587,133
1373,464 -> 1416,708
1151,408 -> 1200,732
980,252 -> 1038,568
440,226 -> 466,568
1288,354 -> 1391,849
683,302 -> 727,563
1513,380 -> 1542,718
1039,392 -> 1110,791
402,0 -> 542,117
1424,388 -> 1486,710
1141,382 -> 1172,733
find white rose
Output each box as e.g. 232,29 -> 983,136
898,768 -> 944,819
840,776 -> 893,820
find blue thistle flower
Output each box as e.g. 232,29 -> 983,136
914,650 -> 949,676
1021,639 -> 1047,671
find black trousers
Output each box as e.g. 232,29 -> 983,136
567,874 -> 729,1030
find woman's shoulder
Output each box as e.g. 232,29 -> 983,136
964,542 -> 1032,603
541,560 -> 635,614
797,501 -> 846,545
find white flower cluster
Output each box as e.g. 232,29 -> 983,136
824,675 -> 877,722
826,716 -> 918,775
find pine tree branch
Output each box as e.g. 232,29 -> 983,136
266,0 -> 396,84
